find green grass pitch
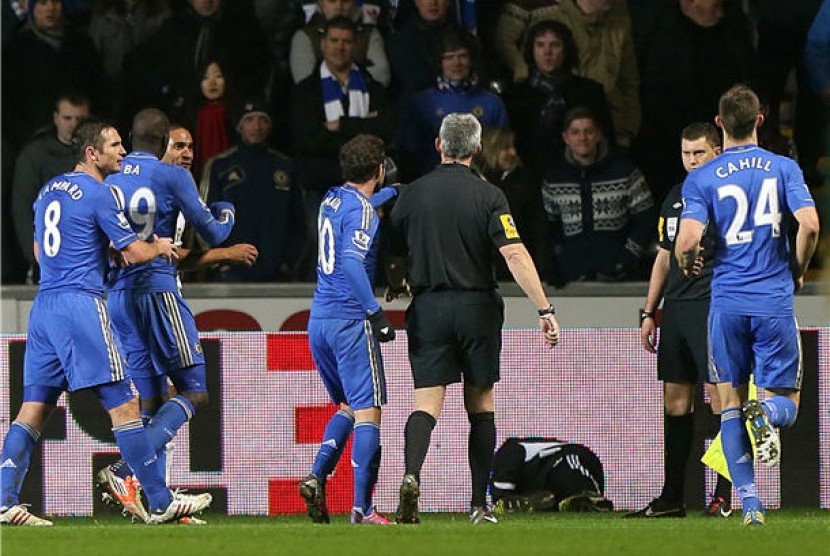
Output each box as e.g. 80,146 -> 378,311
2,511 -> 828,556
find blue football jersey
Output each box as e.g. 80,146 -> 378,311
311,185 -> 380,319
33,171 -> 138,295
680,145 -> 815,315
106,152 -> 234,291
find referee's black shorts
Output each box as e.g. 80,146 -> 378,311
657,299 -> 710,384
405,290 -> 504,389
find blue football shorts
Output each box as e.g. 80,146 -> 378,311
107,289 -> 204,378
25,291 -> 126,391
708,309 -> 802,390
308,317 -> 387,410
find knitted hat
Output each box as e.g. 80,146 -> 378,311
236,98 -> 271,131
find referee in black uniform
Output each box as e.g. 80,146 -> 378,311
389,113 -> 560,525
628,122 -> 732,519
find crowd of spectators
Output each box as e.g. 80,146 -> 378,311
2,0 -> 828,286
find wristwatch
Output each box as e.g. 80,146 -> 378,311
639,310 -> 654,324
538,305 -> 556,317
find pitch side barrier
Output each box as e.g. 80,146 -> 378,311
2,282 -> 828,332
0,327 -> 827,517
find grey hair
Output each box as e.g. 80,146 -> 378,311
439,113 -> 481,160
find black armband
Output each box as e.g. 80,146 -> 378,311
538,305 -> 556,317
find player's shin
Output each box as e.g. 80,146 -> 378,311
112,421 -> 171,516
312,409 -> 354,481
761,396 -> 798,427
144,395 -> 195,452
369,445 -> 382,495
353,422 -> 381,514
720,408 -> 757,504
0,422 -> 40,508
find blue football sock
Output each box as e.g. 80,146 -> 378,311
761,396 -> 797,428
144,395 -> 195,453
721,407 -> 755,499
368,444 -> 382,497
0,422 -> 40,509
113,420 -> 171,512
352,421 -> 381,514
140,410 -> 154,427
737,484 -> 762,509
109,458 -> 132,480
311,410 -> 354,481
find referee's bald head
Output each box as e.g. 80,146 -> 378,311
438,113 -> 481,161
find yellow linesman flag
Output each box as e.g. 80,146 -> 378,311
701,380 -> 759,481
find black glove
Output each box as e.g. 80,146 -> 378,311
368,310 -> 396,342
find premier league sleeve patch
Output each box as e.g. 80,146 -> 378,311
117,211 -> 131,230
499,214 -> 519,239
352,230 -> 371,251
666,217 -> 678,241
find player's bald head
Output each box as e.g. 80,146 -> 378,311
131,108 -> 170,157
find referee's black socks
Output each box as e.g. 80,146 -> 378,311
468,411 -> 496,509
662,413 -> 693,505
404,410 -> 437,480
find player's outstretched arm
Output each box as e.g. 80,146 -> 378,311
178,243 -> 259,271
121,235 -> 177,265
499,242 -> 559,346
792,206 -> 820,282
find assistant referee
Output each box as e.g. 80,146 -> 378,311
389,113 -> 560,525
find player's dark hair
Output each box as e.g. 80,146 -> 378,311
340,134 -> 385,183
131,108 -> 170,157
169,122 -> 188,134
718,84 -> 760,140
71,120 -> 112,164
681,122 -> 720,149
523,19 -> 579,74
323,14 -> 356,37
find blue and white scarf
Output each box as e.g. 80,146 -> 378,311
320,62 -> 371,122
436,72 -> 479,93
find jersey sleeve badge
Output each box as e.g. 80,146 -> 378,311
666,217 -> 677,241
499,214 -> 519,239
352,229 -> 371,251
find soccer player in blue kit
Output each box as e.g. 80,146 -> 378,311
95,109 -> 235,521
676,85 -> 820,526
0,120 -> 211,525
299,134 -> 397,525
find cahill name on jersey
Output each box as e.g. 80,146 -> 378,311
680,145 -> 815,315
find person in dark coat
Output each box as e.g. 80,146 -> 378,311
503,19 -> 613,179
